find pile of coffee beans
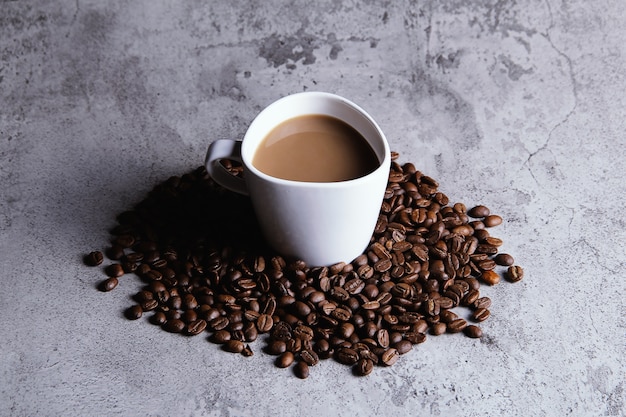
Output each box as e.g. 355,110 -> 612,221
86,152 -> 523,378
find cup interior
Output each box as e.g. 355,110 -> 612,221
241,92 -> 389,183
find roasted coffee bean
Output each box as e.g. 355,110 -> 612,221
506,265 -> 524,282
294,361 -> 310,379
85,251 -> 104,266
462,289 -> 480,306
92,156 -> 523,378
300,349 -> 319,366
381,348 -> 399,366
355,358 -> 374,376
141,299 -> 158,312
186,319 -> 207,336
150,311 -> 167,325
276,351 -> 295,368
266,340 -> 287,355
125,305 -> 143,320
241,344 -> 254,357
471,308 -> 490,322
394,340 -> 412,355
468,205 -> 490,218
431,322 -> 446,335
100,277 -> 119,292
447,318 -> 467,333
474,297 -> 492,310
257,314 -> 274,333
439,310 -> 458,324
210,330 -> 231,344
163,319 -> 185,333
480,270 -> 500,285
336,347 -> 360,365
376,329 -> 390,348
224,340 -> 245,353
106,245 -> 125,261
464,325 -> 483,338
106,263 -> 124,278
483,215 -> 503,227
494,253 -> 515,266
405,331 -> 427,344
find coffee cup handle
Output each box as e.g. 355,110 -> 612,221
205,139 -> 249,195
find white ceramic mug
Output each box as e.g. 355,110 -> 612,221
205,92 -> 391,266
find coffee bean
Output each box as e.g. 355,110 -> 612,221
257,314 -> 274,333
506,265 -> 524,282
355,358 -> 374,376
224,340 -> 245,353
150,311 -> 167,325
468,205 -> 490,218
394,340 -> 412,355
494,253 -> 514,266
381,348 -> 399,366
474,297 -> 492,310
336,347 -> 359,365
266,340 -> 287,355
163,319 -> 185,333
464,325 -> 483,338
210,330 -> 231,344
276,351 -> 295,368
241,344 -> 254,357
480,270 -> 500,286
471,308 -> 490,322
126,305 -> 143,320
431,322 -> 446,335
106,263 -> 124,278
294,361 -> 309,379
100,277 -> 119,292
447,318 -> 467,333
483,215 -> 503,227
186,319 -> 207,336
300,349 -> 319,366
106,245 -> 125,261
85,251 -> 104,266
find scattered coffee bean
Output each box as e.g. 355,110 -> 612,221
224,340 -> 245,353
90,155 -> 523,378
480,270 -> 500,286
99,277 -> 118,292
484,215 -> 503,227
105,263 -> 124,278
163,319 -> 185,333
464,325 -> 483,338
471,308 -> 491,322
294,361 -> 310,379
356,358 -> 374,376
381,348 -> 399,366
506,265 -> 524,282
494,253 -> 515,266
85,251 -> 104,266
468,205 -> 490,218
276,351 -> 295,368
186,319 -> 207,336
125,305 -> 143,320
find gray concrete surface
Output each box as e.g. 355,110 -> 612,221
1,1 -> 625,416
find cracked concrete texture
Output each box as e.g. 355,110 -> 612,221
1,1 -> 624,416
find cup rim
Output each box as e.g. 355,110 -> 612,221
241,91 -> 391,188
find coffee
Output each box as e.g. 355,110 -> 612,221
252,114 -> 379,182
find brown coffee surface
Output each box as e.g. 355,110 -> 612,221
252,114 -> 379,182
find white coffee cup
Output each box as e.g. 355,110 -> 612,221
205,92 -> 391,266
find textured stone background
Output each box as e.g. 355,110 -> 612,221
1,1 -> 624,416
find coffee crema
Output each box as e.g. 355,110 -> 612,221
252,114 -> 379,182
